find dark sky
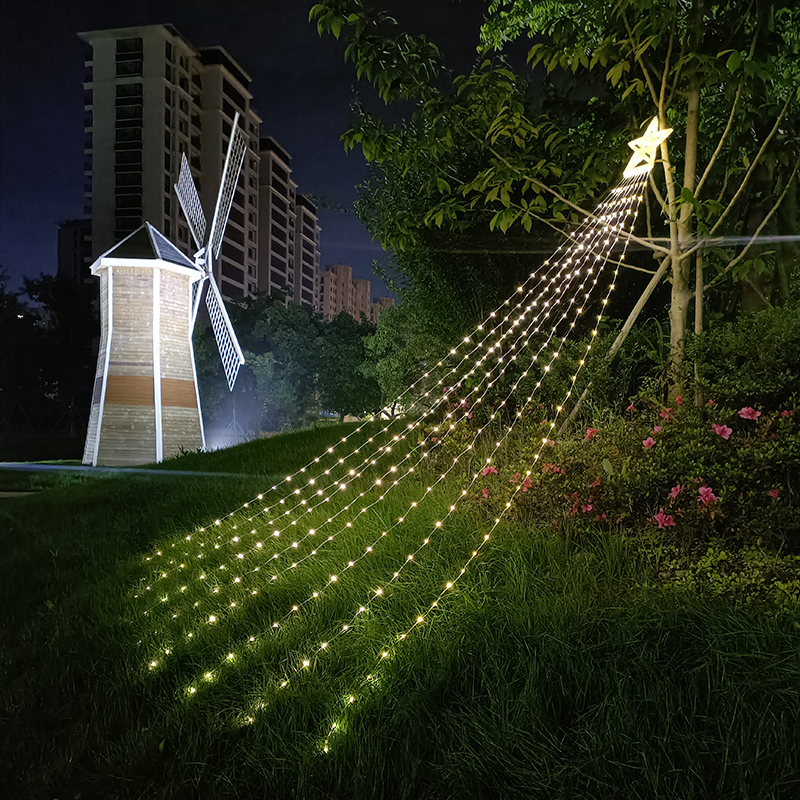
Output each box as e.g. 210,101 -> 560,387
0,0 -> 488,295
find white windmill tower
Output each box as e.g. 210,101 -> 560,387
82,114 -> 248,467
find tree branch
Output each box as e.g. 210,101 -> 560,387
707,97 -> 790,237
694,85 -> 742,199
703,155 -> 800,289
620,10 -> 660,106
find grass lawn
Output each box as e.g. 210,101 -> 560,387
1,421 -> 799,799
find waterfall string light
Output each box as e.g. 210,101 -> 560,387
139,177 -> 641,658
137,213 -> 614,627
168,172 -> 647,694
135,119 -> 671,727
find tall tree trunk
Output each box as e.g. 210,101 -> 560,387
666,82 -> 700,400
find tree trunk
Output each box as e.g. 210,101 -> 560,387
666,82 -> 700,401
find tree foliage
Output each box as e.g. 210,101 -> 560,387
195,295 -> 381,433
312,0 -> 800,403
317,311 -> 381,420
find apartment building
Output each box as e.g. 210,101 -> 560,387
319,264 -> 392,323
79,24 -> 262,300
256,138 -> 320,309
56,219 -> 93,284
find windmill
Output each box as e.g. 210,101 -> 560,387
82,114 -> 248,467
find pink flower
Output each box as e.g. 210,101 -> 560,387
509,472 -> 521,484
522,476 -> 532,492
676,395 -> 683,406
481,465 -> 498,476
581,503 -> 594,513
739,407 -> 761,421
653,426 -> 663,434
653,508 -> 676,529
669,484 -> 682,499
595,512 -> 607,521
712,423 -> 732,440
706,399 -> 715,407
547,439 -> 556,447
584,427 -> 599,440
481,487 -> 489,498
626,401 -> 635,411
697,486 -> 718,506
659,408 -> 673,422
768,488 -> 780,499
642,437 -> 656,449
782,410 -> 791,418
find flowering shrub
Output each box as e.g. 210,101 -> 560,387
457,400 -> 799,552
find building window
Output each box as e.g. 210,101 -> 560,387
165,87 -> 172,105
222,78 -> 246,111
222,99 -> 237,120
165,41 -> 173,61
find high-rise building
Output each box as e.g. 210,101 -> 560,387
257,138 -> 321,309
56,219 -> 93,284
79,24 -> 262,301
319,264 -> 371,322
293,194 -> 321,308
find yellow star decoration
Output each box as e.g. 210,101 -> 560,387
623,117 -> 673,177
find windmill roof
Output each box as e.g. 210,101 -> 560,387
100,223 -> 198,270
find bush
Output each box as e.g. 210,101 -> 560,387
458,399 -> 800,556
687,304 -> 800,409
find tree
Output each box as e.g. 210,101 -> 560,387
0,269 -> 47,442
317,311 -> 381,420
312,0 -> 800,402
196,294 -> 323,433
23,273 -> 98,435
480,0 -> 800,396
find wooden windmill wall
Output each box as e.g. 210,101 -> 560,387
83,224 -> 206,466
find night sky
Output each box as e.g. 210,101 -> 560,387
0,0 -> 488,296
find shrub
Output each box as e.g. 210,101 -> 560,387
686,304 -> 800,409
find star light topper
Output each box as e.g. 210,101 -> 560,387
623,117 -> 673,177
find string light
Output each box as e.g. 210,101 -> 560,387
173,173 -> 647,702
133,145 -> 663,728
140,200 -> 629,665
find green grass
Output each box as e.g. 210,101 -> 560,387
1,421 -> 799,799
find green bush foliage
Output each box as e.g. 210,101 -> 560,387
687,304 -> 800,409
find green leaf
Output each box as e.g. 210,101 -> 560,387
602,458 -> 614,477
726,50 -> 742,73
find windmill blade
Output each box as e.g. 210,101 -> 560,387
174,153 -> 207,251
190,276 -> 206,329
207,112 -> 248,261
205,276 -> 245,391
